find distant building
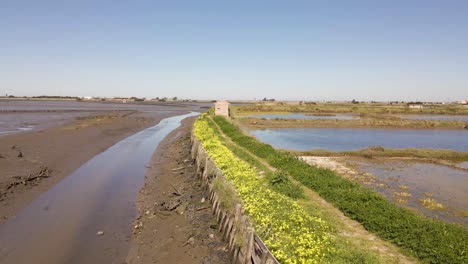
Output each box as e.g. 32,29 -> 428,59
458,100 -> 467,105
408,103 -> 423,109
214,100 -> 230,117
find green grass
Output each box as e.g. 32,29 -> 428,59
212,115 -> 468,264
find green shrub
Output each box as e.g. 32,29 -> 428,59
267,171 -> 305,199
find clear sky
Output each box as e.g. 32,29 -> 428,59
1,0 -> 467,101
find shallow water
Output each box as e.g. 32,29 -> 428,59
0,112 -> 198,264
353,160 -> 468,226
245,112 -> 357,120
250,128 -> 468,151
0,112 -> 93,136
459,162 -> 468,169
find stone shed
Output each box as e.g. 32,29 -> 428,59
214,100 -> 230,117
408,103 -> 423,109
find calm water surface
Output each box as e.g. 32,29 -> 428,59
250,128 -> 468,151
0,112 -> 93,136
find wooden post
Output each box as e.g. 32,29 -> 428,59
219,212 -> 227,232
244,227 -> 254,264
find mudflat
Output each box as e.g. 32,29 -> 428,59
0,100 -> 227,263
0,110 -> 175,223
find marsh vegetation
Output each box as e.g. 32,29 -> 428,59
218,102 -> 468,263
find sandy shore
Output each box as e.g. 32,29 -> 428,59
126,117 -> 230,263
0,110 -> 175,223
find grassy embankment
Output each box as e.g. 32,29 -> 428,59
232,102 -> 468,116
212,115 -> 468,264
238,117 -> 466,129
299,147 -> 468,163
205,117 -> 416,263
195,115 -> 334,263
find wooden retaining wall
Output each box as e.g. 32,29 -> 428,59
191,135 -> 279,264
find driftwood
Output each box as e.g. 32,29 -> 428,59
196,206 -> 210,211
170,184 -> 182,196
5,167 -> 51,191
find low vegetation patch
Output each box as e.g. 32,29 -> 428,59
266,171 -> 305,200
419,198 -> 445,211
213,115 -> 468,264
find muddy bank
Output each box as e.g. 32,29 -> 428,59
0,111 -> 176,223
126,117 -> 230,264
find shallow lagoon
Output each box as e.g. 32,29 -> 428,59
250,128 -> 468,151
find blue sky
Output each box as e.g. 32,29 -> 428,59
1,0 -> 467,101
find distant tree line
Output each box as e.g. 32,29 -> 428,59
406,101 -> 424,105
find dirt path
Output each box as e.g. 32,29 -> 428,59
0,111 -> 175,223
126,117 -> 230,264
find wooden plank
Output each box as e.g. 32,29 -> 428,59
244,227 -> 254,264
219,212 -> 227,232
253,235 -> 279,264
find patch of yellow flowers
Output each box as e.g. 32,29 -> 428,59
194,115 -> 333,263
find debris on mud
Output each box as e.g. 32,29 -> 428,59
183,236 -> 195,247
4,167 -> 51,191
